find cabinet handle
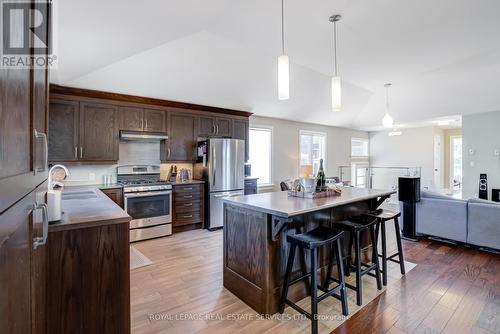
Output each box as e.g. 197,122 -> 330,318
33,129 -> 48,174
80,147 -> 83,158
183,215 -> 193,219
216,124 -> 219,135
183,203 -> 193,207
183,195 -> 193,199
183,187 -> 193,191
212,124 -> 216,135
141,118 -> 144,129
167,148 -> 171,158
32,203 -> 48,250
74,147 -> 78,159
145,119 -> 148,129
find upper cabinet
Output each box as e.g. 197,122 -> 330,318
79,102 -> 119,161
49,100 -> 119,163
232,119 -> 249,161
120,107 -> 166,132
197,116 -> 233,137
163,113 -> 196,161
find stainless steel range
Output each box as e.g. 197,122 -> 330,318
117,165 -> 172,242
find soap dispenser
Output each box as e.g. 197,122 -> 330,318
47,164 -> 69,222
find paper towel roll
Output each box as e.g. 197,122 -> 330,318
47,190 -> 62,222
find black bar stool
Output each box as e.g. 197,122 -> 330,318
332,217 -> 382,306
279,226 -> 348,334
363,209 -> 406,286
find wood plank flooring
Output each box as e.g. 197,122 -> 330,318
332,238 -> 500,334
130,228 -> 499,334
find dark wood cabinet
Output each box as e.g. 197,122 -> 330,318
216,117 -> 232,137
166,113 -> 196,161
79,102 -> 119,161
119,107 -> 166,132
172,183 -> 204,232
119,106 -> 143,131
197,116 -> 232,137
198,116 -> 216,136
48,99 -> 79,162
100,187 -> 123,208
232,119 -> 249,161
144,109 -> 166,132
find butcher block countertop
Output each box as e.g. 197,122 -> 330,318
224,187 -> 395,218
48,185 -> 131,232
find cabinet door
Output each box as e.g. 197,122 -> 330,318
0,189 -> 36,334
48,99 -> 79,162
168,113 -> 195,161
232,119 -> 249,161
144,109 -> 166,132
119,107 -> 143,131
216,117 -> 232,137
101,188 -> 123,208
79,102 -> 119,161
198,116 -> 215,136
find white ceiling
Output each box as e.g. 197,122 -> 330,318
51,0 -> 500,130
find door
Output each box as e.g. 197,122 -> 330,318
48,99 -> 79,162
144,109 -> 166,132
215,117 -> 232,137
209,190 -> 244,229
232,119 -> 249,161
198,116 -> 216,136
79,102 -> 119,161
209,138 -> 245,192
119,106 -> 143,131
168,113 -> 196,161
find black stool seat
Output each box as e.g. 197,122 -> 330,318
287,226 -> 344,249
361,208 -> 406,286
330,217 -> 382,306
280,226 -> 348,334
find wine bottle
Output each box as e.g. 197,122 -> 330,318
316,159 -> 326,191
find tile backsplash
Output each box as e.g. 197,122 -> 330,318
63,164 -> 118,186
160,163 -> 194,181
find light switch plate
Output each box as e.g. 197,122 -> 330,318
470,161 -> 475,167
89,172 -> 95,181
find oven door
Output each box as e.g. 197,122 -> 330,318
124,191 -> 172,228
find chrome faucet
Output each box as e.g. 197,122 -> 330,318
48,164 -> 70,190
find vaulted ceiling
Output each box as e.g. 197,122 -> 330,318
51,0 -> 500,130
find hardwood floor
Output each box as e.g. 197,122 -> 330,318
130,229 -> 499,334
332,238 -> 500,334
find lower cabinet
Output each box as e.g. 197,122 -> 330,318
100,187 -> 123,208
172,183 -> 205,232
45,222 -> 130,334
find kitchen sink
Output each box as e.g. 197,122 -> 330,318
61,191 -> 99,200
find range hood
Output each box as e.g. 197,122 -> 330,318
119,130 -> 168,141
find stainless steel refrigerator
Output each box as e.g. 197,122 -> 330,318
193,138 -> 245,230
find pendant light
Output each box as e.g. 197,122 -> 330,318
278,0 -> 289,100
329,14 -> 342,111
382,83 -> 394,127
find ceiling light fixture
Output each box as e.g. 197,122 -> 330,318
278,0 -> 289,100
382,83 -> 394,127
329,14 -> 342,111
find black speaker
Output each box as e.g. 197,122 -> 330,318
492,189 -> 500,203
398,177 -> 421,203
479,174 -> 488,200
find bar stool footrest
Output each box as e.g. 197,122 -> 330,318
284,300 -> 312,319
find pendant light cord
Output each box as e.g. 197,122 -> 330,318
333,21 -> 338,76
281,0 -> 285,55
385,84 -> 390,111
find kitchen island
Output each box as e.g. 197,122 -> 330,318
222,187 -> 395,314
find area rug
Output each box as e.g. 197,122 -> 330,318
130,246 -> 153,270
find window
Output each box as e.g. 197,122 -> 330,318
351,138 -> 369,157
299,130 -> 326,177
249,126 -> 272,185
450,136 -> 463,188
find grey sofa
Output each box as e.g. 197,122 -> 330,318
416,191 -> 468,243
467,198 -> 500,250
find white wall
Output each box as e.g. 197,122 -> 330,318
462,110 -> 500,199
250,115 -> 368,191
369,127 -> 436,190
